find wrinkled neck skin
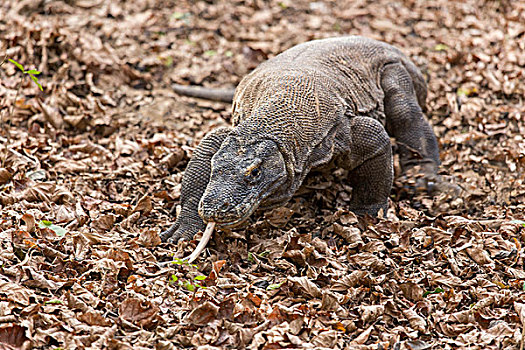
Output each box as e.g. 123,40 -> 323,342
230,117 -> 344,211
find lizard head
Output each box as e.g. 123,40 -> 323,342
198,136 -> 287,227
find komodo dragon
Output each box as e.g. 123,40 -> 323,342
161,36 -> 442,245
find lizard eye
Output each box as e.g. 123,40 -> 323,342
251,168 -> 260,178
245,165 -> 261,183
244,158 -> 262,182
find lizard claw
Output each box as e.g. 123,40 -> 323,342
416,175 -> 461,197
160,222 -> 179,243
161,220 -> 204,243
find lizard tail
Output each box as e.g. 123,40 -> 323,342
172,83 -> 235,103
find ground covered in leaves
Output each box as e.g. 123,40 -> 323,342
1,0 -> 525,349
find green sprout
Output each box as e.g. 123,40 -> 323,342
8,59 -> 43,91
38,220 -> 67,236
267,281 -> 284,291
423,287 -> 444,297
169,261 -> 207,291
1,56 -> 45,167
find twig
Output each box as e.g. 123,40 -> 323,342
7,147 -> 38,165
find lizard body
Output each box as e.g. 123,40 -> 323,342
162,36 -> 440,242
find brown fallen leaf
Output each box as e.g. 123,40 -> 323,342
130,195 -> 153,216
183,301 -> 219,326
0,168 -> 12,184
91,213 -> 116,232
137,228 -> 161,247
287,276 -> 322,298
0,324 -> 30,350
119,297 -> 161,330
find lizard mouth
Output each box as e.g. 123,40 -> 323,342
214,201 -> 260,228
199,195 -> 261,228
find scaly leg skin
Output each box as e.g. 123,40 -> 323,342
345,116 -> 393,216
160,127 -> 232,243
381,62 -> 440,176
381,63 -> 459,195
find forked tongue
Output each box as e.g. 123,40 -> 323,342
182,222 -> 216,263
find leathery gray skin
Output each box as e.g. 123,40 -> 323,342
161,36 -> 446,243
198,136 -> 288,227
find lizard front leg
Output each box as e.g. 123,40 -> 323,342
161,127 -> 232,243
381,63 -> 440,176
343,116 -> 393,216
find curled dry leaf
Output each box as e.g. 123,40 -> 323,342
137,228 -> 162,247
287,276 -> 322,298
360,304 -> 385,324
21,213 -> 36,233
0,0 -> 524,348
183,301 -> 219,326
311,330 -> 338,348
402,307 -> 427,332
91,213 -> 116,232
119,297 -> 161,330
130,195 -> 153,216
331,271 -> 370,292
0,168 -> 12,184
333,223 -> 363,248
0,324 -> 30,350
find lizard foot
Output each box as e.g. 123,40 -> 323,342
395,164 -> 462,199
160,222 -> 203,243
415,174 -> 462,197
349,202 -> 388,217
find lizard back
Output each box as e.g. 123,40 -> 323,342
230,36 -> 426,174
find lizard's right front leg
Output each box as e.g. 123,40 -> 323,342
161,127 -> 232,243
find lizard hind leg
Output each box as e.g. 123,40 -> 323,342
344,116 -> 393,216
381,62 -> 440,176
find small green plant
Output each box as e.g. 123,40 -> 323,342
423,287 -> 444,297
433,43 -> 449,52
8,59 -> 43,91
169,273 -> 207,292
248,250 -> 271,263
169,258 -> 208,291
267,281 -> 284,291
38,220 -> 67,236
0,56 -> 44,167
171,257 -> 198,268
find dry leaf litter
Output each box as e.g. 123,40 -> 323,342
0,0 -> 524,349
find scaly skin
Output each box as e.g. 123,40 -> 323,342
161,36 -> 442,243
